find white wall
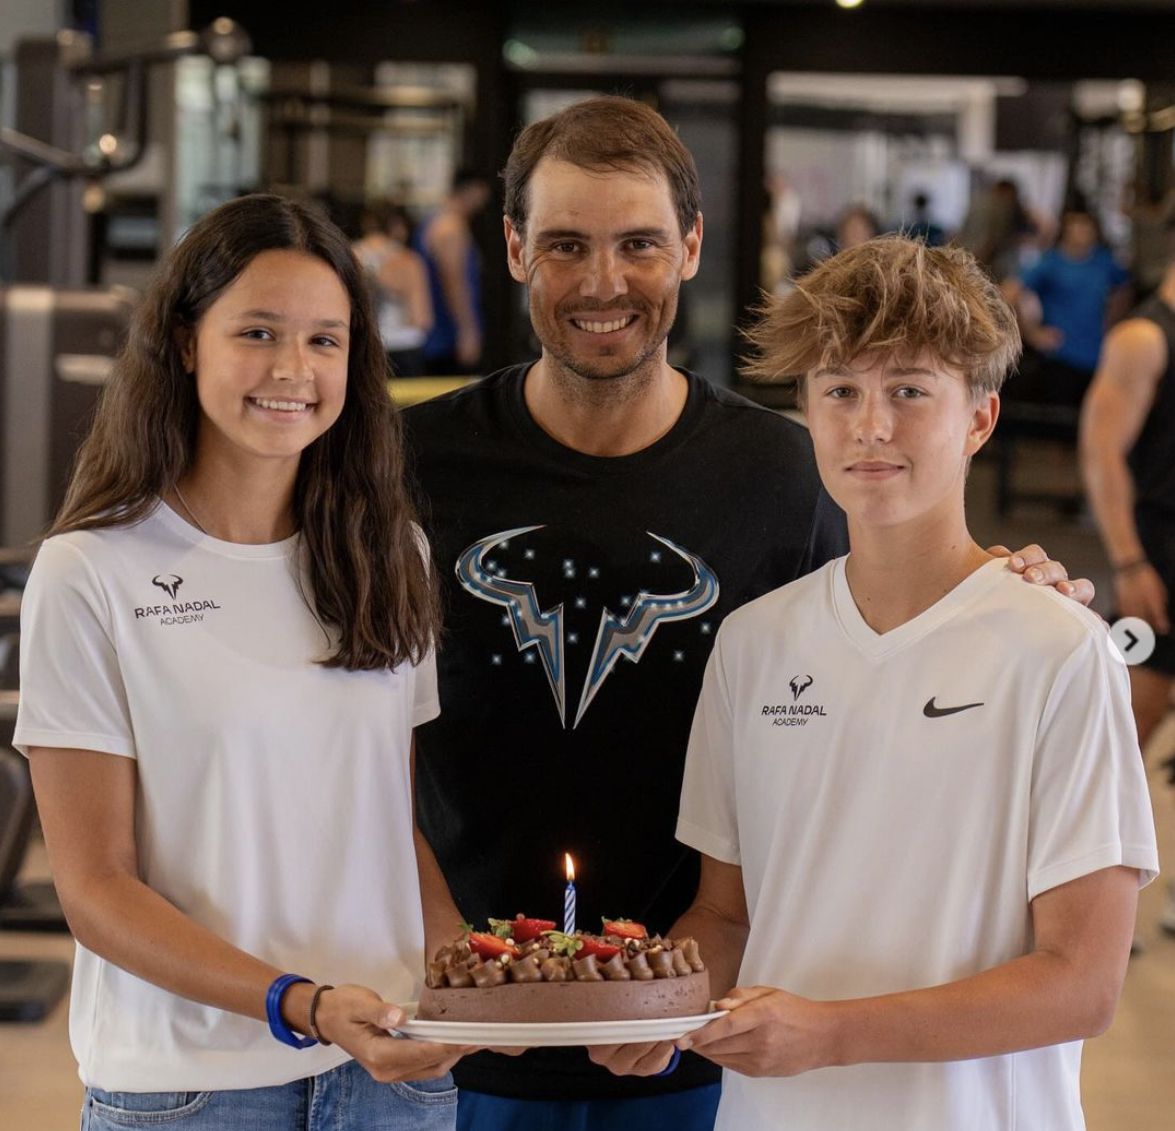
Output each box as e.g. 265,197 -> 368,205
0,0 -> 65,57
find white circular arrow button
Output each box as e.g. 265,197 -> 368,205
1109,617 -> 1156,666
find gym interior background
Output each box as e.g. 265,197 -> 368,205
1,1 -> 1174,1127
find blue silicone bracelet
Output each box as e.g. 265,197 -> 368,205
654,1047 -> 682,1077
266,973 -> 316,1049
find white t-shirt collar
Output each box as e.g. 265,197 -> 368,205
152,497 -> 300,560
832,555 -> 1008,659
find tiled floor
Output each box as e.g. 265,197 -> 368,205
1,443 -> 1174,1130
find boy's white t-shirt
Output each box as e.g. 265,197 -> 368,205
678,557 -> 1158,1131
15,503 -> 440,1091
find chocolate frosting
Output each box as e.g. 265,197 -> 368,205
426,924 -> 707,989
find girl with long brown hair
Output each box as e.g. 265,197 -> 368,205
15,194 -> 469,1130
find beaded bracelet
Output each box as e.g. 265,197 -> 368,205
266,973 -> 316,1049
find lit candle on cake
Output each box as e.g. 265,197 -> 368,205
563,853 -> 577,935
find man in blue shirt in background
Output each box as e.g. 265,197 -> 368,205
1006,203 -> 1132,408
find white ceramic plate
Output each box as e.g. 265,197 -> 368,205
391,1004 -> 727,1047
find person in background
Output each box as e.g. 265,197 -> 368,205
1081,214 -> 1175,940
404,95 -> 1094,1131
903,191 -> 946,247
1003,203 -> 1132,410
353,200 -> 432,377
1124,181 -> 1175,303
413,170 -> 491,375
957,177 -> 1039,282
835,203 -> 882,251
762,171 -> 803,294
15,194 -> 470,1130
599,237 -> 1157,1131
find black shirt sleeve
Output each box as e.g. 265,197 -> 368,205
802,486 -> 849,573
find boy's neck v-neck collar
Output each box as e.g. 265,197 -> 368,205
831,556 -> 1007,659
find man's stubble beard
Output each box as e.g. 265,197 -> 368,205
537,294 -> 679,408
543,334 -> 668,409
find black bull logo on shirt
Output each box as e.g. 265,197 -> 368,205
152,574 -> 183,600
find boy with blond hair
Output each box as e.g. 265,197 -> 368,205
601,238 -> 1158,1129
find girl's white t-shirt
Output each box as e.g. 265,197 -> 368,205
15,503 -> 439,1091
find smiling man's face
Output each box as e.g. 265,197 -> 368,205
505,157 -> 701,386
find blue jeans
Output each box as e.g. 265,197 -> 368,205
456,1084 -> 721,1131
82,1060 -> 456,1130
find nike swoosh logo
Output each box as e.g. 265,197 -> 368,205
923,698 -> 984,718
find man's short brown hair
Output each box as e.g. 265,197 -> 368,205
503,96 -> 702,237
745,237 -> 1021,398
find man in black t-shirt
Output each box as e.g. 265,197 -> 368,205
1080,220 -> 1175,937
404,97 -> 1087,1131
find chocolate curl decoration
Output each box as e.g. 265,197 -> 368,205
572,954 -> 604,981
444,965 -> 474,988
626,952 -> 654,981
471,961 -> 508,988
509,955 -> 545,983
680,938 -> 706,972
540,956 -> 571,982
646,949 -> 676,978
601,953 -> 632,981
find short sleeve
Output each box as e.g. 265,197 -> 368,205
412,645 -> 440,727
676,627 -> 741,865
1020,255 -> 1050,294
409,523 -> 441,728
14,537 -> 136,759
1027,628 -> 1159,900
1107,254 -> 1130,290
803,486 -> 849,574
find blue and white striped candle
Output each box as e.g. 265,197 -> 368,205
563,853 -> 576,935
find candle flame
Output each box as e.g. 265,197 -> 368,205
565,853 -> 575,882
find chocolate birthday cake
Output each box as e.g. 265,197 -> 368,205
417,915 -> 711,1023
